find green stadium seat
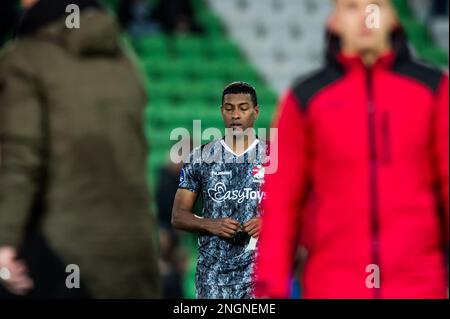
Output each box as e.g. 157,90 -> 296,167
132,35 -> 168,55
204,37 -> 241,59
391,0 -> 410,18
418,47 -> 449,67
147,80 -> 177,102
173,36 -> 204,56
401,18 -> 429,47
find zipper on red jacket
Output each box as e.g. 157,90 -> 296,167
366,67 -> 381,299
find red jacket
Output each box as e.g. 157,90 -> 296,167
255,30 -> 449,299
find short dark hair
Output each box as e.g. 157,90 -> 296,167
222,82 -> 258,107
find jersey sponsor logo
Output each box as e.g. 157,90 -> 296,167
207,182 -> 265,204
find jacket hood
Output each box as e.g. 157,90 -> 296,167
17,0 -> 120,56
324,27 -> 412,68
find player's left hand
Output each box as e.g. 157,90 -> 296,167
243,217 -> 261,238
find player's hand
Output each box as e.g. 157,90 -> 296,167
0,246 -> 34,295
243,217 -> 261,238
206,218 -> 240,238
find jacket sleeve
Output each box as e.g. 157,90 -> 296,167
254,90 -> 311,298
431,74 -> 449,244
0,48 -> 45,248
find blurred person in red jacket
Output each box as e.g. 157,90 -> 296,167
255,0 -> 448,299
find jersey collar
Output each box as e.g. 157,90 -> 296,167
220,138 -> 260,157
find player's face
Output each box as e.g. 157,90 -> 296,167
332,0 -> 397,54
221,93 -> 259,134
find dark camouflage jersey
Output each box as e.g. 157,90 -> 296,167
179,138 -> 267,299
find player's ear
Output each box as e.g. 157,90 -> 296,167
253,105 -> 260,119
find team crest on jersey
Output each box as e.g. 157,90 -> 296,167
252,165 -> 265,181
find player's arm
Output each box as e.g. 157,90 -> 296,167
171,189 -> 240,238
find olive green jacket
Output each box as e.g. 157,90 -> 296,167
0,10 -> 160,298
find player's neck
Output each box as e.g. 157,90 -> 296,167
224,134 -> 257,156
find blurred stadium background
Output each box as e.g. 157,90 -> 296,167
1,0 -> 447,299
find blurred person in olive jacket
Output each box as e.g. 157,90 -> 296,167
0,0 -> 160,298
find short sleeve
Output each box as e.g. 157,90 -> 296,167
178,151 -> 201,193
